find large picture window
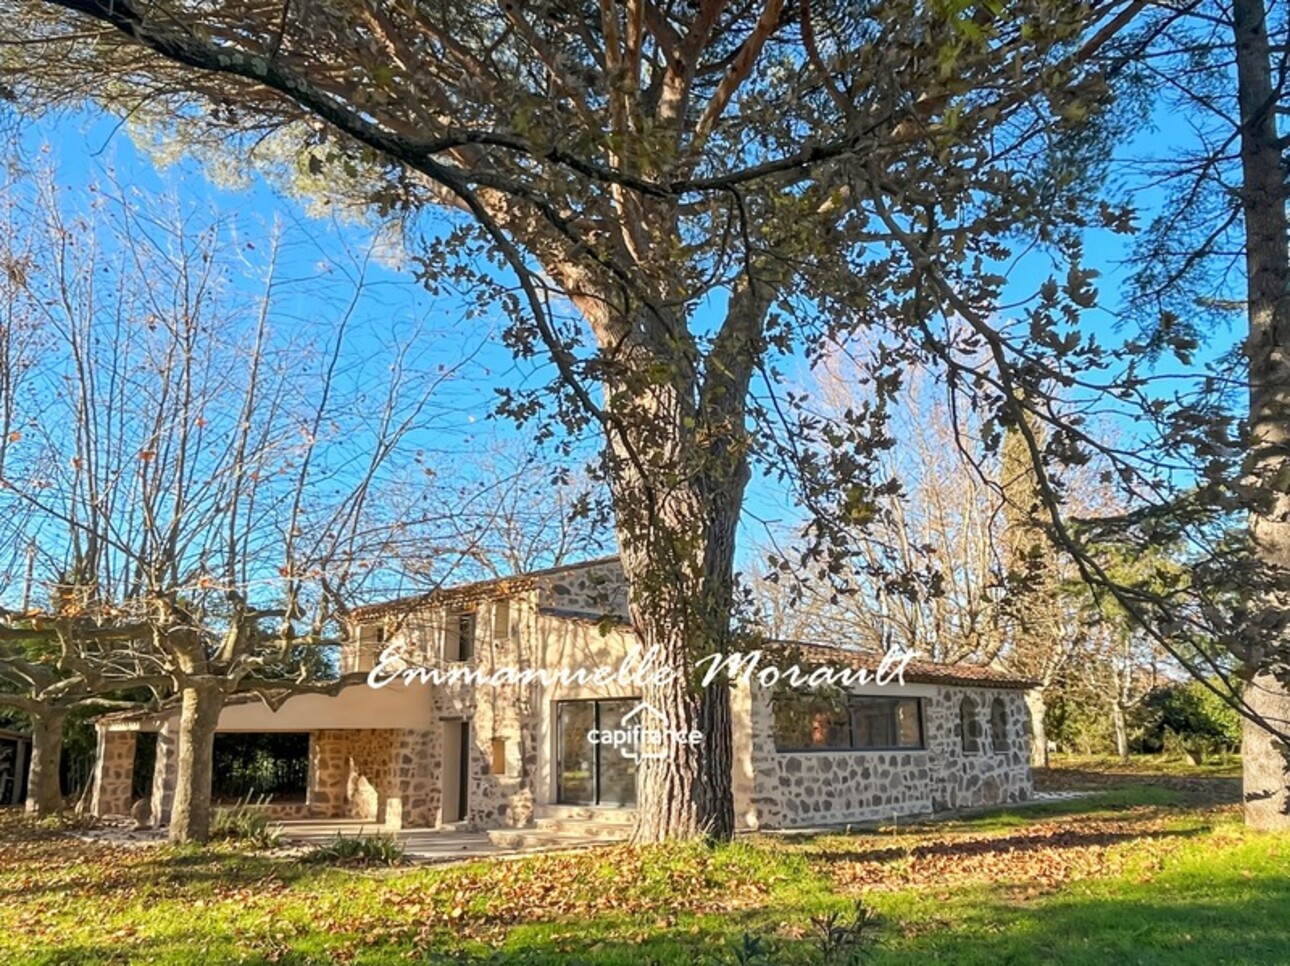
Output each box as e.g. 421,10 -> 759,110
773,693 -> 924,752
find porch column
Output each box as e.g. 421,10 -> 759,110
308,730 -> 347,820
12,739 -> 26,806
386,729 -> 436,830
150,717 -> 179,827
90,726 -> 136,818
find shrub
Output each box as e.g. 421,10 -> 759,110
210,796 -> 283,848
304,832 -> 405,866
811,899 -> 881,965
1133,680 -> 1242,757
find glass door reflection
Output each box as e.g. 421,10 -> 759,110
555,699 -> 638,807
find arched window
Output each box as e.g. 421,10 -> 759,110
991,697 -> 1009,753
960,696 -> 983,754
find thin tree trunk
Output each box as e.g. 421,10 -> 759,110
1233,0 -> 1290,830
168,681 -> 224,842
1113,704 -> 1130,761
1024,689 -> 1049,768
25,707 -> 67,816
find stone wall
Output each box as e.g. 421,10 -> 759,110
90,728 -> 136,818
740,682 -> 1032,830
236,802 -> 313,820
311,729 -> 401,823
536,561 -> 631,618
149,720 -> 179,827
388,729 -> 438,828
457,600 -> 537,829
741,685 -> 933,828
924,686 -> 1032,811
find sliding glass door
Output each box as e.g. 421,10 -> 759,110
556,699 -> 638,807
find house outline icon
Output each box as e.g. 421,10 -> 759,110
618,700 -> 671,761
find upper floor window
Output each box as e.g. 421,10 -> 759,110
773,692 -> 924,752
347,624 -> 386,673
492,599 -> 510,641
444,609 -> 476,662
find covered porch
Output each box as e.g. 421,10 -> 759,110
90,682 -> 446,830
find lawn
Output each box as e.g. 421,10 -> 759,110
2,756 -> 1285,965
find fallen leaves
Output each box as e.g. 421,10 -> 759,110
820,809 -> 1188,896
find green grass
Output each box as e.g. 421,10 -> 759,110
2,764 -> 1286,964
1045,752 -> 1243,779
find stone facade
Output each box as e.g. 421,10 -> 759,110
150,719 -> 178,827
388,729 -> 438,828
312,729 -> 398,822
90,728 -> 135,817
925,686 -> 1033,811
740,681 -> 1032,830
536,560 -> 631,617
90,558 -> 1033,834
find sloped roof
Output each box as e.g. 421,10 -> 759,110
768,641 -> 1037,690
350,555 -> 622,620
526,612 -> 1036,691
350,556 -> 1034,691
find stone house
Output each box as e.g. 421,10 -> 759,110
89,557 -> 1035,835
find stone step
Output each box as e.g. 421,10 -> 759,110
532,805 -> 637,825
533,818 -> 632,839
486,828 -> 626,850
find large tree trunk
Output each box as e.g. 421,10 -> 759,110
620,472 -> 745,844
1024,689 -> 1049,769
1233,0 -> 1290,830
25,707 -> 67,816
1243,670 -> 1290,829
632,663 -> 735,843
168,681 -> 224,842
583,280 -> 764,844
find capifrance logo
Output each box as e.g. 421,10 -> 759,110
585,700 -> 703,761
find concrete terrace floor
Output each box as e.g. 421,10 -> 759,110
275,795 -> 1092,860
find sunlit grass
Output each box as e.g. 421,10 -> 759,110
1,766 -> 1284,965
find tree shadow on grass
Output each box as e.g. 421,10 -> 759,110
789,823 -> 1206,867
390,881 -> 1290,966
18,932 -> 299,966
0,844 -> 312,901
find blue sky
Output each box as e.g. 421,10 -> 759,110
21,101 -> 1239,595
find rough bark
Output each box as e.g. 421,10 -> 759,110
617,451 -> 747,843
1243,669 -> 1290,829
1024,688 -> 1049,769
606,291 -> 759,843
1233,0 -> 1290,830
622,474 -> 744,843
167,681 -> 224,842
25,707 -> 67,816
